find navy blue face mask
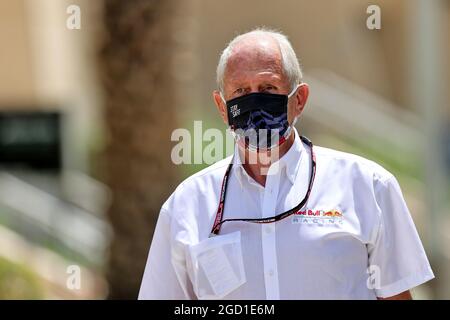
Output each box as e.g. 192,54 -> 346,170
221,85 -> 299,151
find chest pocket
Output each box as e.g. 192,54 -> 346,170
186,231 -> 246,299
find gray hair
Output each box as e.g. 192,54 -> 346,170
216,27 -> 303,95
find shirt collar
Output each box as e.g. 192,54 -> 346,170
231,127 -> 304,187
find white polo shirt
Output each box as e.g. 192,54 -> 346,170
139,129 -> 434,300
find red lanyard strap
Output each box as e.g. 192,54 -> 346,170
210,136 -> 316,236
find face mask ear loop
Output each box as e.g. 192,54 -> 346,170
219,91 -> 226,104
287,84 -> 301,99
287,84 -> 301,135
291,115 -> 299,127
220,91 -> 232,130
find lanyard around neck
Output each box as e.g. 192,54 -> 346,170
210,136 -> 316,237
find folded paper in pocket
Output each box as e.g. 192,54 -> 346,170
187,231 -> 246,299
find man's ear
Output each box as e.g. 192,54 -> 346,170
294,83 -> 309,116
213,90 -> 228,125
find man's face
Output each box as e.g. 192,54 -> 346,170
213,35 -> 308,129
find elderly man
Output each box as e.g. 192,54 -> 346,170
139,28 -> 434,300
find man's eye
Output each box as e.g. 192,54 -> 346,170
234,88 -> 244,95
262,86 -> 277,92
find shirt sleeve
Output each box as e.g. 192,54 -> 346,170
368,175 -> 434,298
138,208 -> 195,299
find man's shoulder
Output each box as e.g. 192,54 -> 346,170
314,145 -> 394,182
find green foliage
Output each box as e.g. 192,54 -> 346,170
0,256 -> 44,299
318,134 -> 422,183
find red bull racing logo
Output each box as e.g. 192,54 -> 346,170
292,209 -> 344,225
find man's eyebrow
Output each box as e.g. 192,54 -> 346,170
229,83 -> 246,89
258,73 -> 284,81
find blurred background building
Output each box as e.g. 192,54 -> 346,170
0,0 -> 448,299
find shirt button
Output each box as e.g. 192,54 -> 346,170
268,269 -> 274,277
265,226 -> 272,234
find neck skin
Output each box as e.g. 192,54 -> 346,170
237,131 -> 295,187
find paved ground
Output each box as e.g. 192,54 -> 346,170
0,224 -> 108,299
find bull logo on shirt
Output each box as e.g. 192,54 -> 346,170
322,210 -> 342,217
292,208 -> 343,225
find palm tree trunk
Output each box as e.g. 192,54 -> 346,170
98,0 -> 181,299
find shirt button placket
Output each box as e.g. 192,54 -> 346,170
261,171 -> 280,300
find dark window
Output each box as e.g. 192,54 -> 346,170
0,111 -> 62,170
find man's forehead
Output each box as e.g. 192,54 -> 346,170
225,36 -> 284,78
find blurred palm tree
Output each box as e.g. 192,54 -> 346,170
99,0 -> 181,299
